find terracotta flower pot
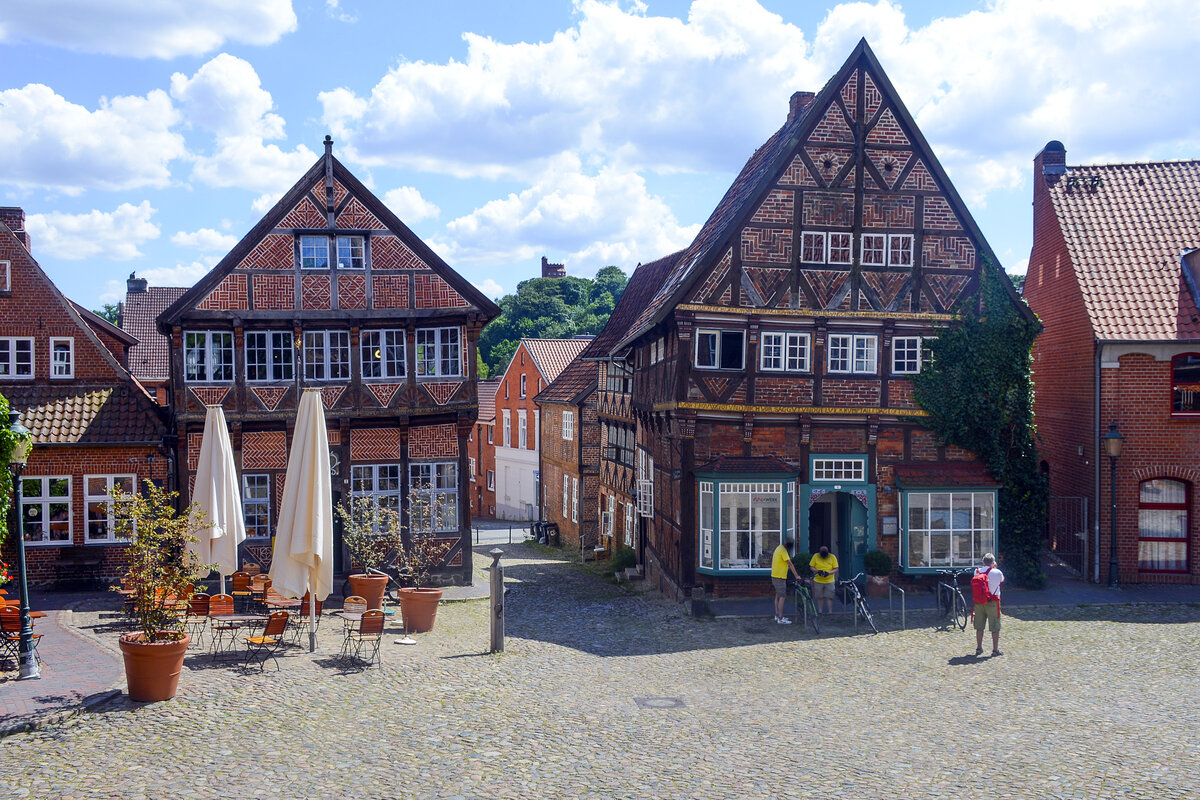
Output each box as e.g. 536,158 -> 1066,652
349,573 -> 389,610
119,632 -> 190,702
398,587 -> 443,633
866,574 -> 890,598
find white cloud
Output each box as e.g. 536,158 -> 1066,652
171,228 -> 237,251
383,186 -> 440,222
26,201 -> 159,260
0,84 -> 184,193
476,278 -> 504,299
0,0 -> 297,59
98,257 -> 217,303
325,0 -> 357,23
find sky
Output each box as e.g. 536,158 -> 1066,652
1,0 -> 1197,310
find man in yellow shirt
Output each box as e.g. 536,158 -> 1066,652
771,537 -> 802,624
809,546 -> 839,614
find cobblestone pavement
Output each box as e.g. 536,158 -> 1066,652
2,543 -> 1198,799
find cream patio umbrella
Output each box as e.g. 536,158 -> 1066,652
269,388 -> 334,652
189,404 -> 246,595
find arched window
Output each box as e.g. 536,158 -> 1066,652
1171,353 -> 1200,414
1138,478 -> 1190,573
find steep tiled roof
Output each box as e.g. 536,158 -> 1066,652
1050,160 -> 1200,340
534,355 -> 598,405
695,455 -> 796,475
6,384 -> 166,445
477,379 -> 500,423
579,251 -> 684,360
70,301 -> 137,347
122,286 -> 186,380
521,338 -> 593,384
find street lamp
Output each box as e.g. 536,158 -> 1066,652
7,411 -> 37,679
1101,421 -> 1125,588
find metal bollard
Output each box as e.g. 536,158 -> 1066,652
508,525 -> 512,544
489,548 -> 504,653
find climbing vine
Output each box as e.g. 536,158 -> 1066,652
0,391 -> 30,555
913,261 -> 1048,587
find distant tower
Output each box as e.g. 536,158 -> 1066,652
541,256 -> 566,278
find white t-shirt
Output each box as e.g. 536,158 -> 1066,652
976,566 -> 1004,599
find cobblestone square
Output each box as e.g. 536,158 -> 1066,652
3,543 -> 1199,799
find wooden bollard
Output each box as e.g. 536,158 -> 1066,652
489,548 -> 504,653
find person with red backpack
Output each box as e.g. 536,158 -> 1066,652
972,553 -> 1005,656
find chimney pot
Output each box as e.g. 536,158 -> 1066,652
788,91 -> 816,123
1039,140 -> 1067,182
0,206 -> 30,250
127,272 -> 148,293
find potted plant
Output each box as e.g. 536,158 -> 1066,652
863,549 -> 893,598
395,489 -> 445,633
335,495 -> 401,610
109,481 -> 211,702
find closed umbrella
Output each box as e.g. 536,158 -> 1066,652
269,388 -> 333,652
189,404 -> 245,594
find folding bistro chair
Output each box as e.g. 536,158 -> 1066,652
244,611 -> 291,671
340,609 -> 385,667
184,593 -> 210,647
207,594 -> 241,657
230,571 -> 253,612
0,606 -> 41,669
286,593 -> 322,645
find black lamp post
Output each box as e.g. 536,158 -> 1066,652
7,411 -> 37,679
1101,421 -> 1125,588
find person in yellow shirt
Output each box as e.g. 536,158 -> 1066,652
771,537 -> 802,625
808,546 -> 839,614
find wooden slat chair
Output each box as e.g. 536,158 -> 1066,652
207,594 -> 240,657
230,571 -> 253,612
341,596 -> 367,626
249,575 -> 271,610
183,593 -> 211,647
0,606 -> 41,669
286,593 -> 323,645
243,611 -> 291,672
340,609 -> 385,667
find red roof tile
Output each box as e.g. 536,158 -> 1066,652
695,455 -> 796,475
580,251 -> 684,360
6,384 -> 166,445
121,286 -> 186,380
534,355 -> 598,405
476,379 -> 500,423
521,338 -> 593,383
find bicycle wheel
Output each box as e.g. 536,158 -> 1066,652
952,592 -> 968,630
858,598 -> 879,634
804,591 -> 821,635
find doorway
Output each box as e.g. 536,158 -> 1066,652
807,491 -> 869,578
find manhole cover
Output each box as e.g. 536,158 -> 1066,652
634,697 -> 685,709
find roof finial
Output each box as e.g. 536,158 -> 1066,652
324,135 -> 333,157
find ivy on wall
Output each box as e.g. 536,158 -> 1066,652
913,262 -> 1048,588
0,391 -> 31,552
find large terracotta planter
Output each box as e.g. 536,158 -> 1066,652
349,574 -> 389,609
398,587 -> 443,633
119,632 -> 190,702
866,574 -> 890,598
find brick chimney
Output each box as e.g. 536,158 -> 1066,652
127,272 -> 148,293
0,207 -> 30,250
788,91 -> 816,124
1036,140 -> 1067,184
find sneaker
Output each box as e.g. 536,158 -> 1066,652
773,616 -> 780,623
777,616 -> 793,625
991,649 -> 1003,657
975,647 -> 983,656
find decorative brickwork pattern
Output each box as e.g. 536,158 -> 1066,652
243,431 -> 288,470
922,196 -> 961,230
275,473 -> 286,518
371,235 -> 429,270
252,273 -> 295,310
188,432 -> 203,472
280,196 -> 326,229
371,274 -> 410,308
740,227 -> 792,264
902,160 -> 938,192
422,382 -> 461,405
802,191 -> 854,227
350,427 -> 401,461
862,194 -> 915,228
250,386 -> 290,412
336,198 -> 387,230
444,542 -> 463,567
777,286 -> 794,308
191,386 -> 231,407
807,148 -> 849,187
198,274 -> 248,310
810,103 -> 854,143
365,382 -> 402,407
238,233 -> 293,270
749,189 -> 794,225
866,108 -> 909,147
408,423 -> 458,460
338,273 -> 367,309
925,274 -> 970,310
414,273 -> 469,308
698,377 -> 732,401
840,72 -> 857,115
922,235 -> 976,270
779,154 -> 818,187
690,249 -> 732,304
801,269 -> 850,309
863,71 -> 882,119
301,274 -> 332,310
867,149 -> 912,191
332,180 -> 348,210
743,267 -> 790,307
320,386 -> 346,409
245,542 -> 273,567
328,429 -> 340,446
861,271 -> 910,310
716,285 -> 733,306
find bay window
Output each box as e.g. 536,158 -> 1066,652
697,478 -> 796,573
904,491 -> 996,570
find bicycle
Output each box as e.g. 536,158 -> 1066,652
933,569 -> 971,630
837,572 -> 879,634
791,578 -> 821,635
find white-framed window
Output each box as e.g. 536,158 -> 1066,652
605,494 -> 615,537
184,331 -> 234,382
0,337 -> 33,379
562,474 -> 570,517
410,462 -> 458,533
760,332 -> 810,372
351,464 -> 402,514
695,329 -> 745,370
300,236 -> 330,269
21,476 -> 71,544
861,233 -> 886,266
0,260 -> 9,291
563,410 -> 575,441
486,470 -> 495,491
697,481 -> 787,571
811,458 -> 866,482
50,337 -> 74,379
246,330 -> 295,382
827,334 -> 877,374
361,329 -> 406,379
520,374 -> 527,398
905,491 -> 996,570
892,336 -> 922,374
518,410 -> 527,449
571,477 -> 579,523
502,410 -> 511,447
304,330 -> 350,381
534,409 -> 540,450
801,232 -> 825,264
468,457 -> 477,482
487,425 -> 493,445
242,474 -> 271,538
888,234 -> 913,267
336,235 -> 365,269
416,327 -> 461,378
84,475 -> 134,542
699,482 -> 713,568
624,501 -> 634,548
828,232 -> 852,265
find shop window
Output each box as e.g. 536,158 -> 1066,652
904,491 -> 996,570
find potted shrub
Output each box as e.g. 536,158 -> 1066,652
335,495 -> 401,610
863,549 -> 893,598
395,488 -> 445,632
109,481 -> 211,702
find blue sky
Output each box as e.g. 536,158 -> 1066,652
1,0 -> 1197,309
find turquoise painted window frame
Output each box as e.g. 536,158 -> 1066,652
695,470 -> 797,577
799,453 -> 876,553
899,487 -> 998,574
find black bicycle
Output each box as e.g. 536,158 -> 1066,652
791,578 -> 821,635
838,572 -> 879,634
934,568 -> 971,630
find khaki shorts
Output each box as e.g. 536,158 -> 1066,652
812,581 -> 835,601
772,578 -> 788,598
974,602 -> 1001,632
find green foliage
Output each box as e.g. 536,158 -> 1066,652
913,263 -> 1048,588
794,552 -> 813,578
94,303 -> 120,324
1007,273 -> 1025,293
610,546 -> 636,572
0,392 -> 32,552
335,495 -> 402,574
864,549 -> 893,576
476,351 -> 489,380
478,267 -> 629,375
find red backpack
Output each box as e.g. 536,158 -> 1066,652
971,567 -> 998,604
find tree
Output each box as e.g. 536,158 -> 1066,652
94,303 -> 120,324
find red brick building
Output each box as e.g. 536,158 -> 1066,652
156,138 -> 500,584
1024,143 -> 1200,584
535,354 -> 600,551
585,40 -> 1029,599
469,379 -> 499,518
0,207 -> 169,585
119,274 -> 185,405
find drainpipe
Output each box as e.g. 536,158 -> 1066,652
1093,343 -> 1102,584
